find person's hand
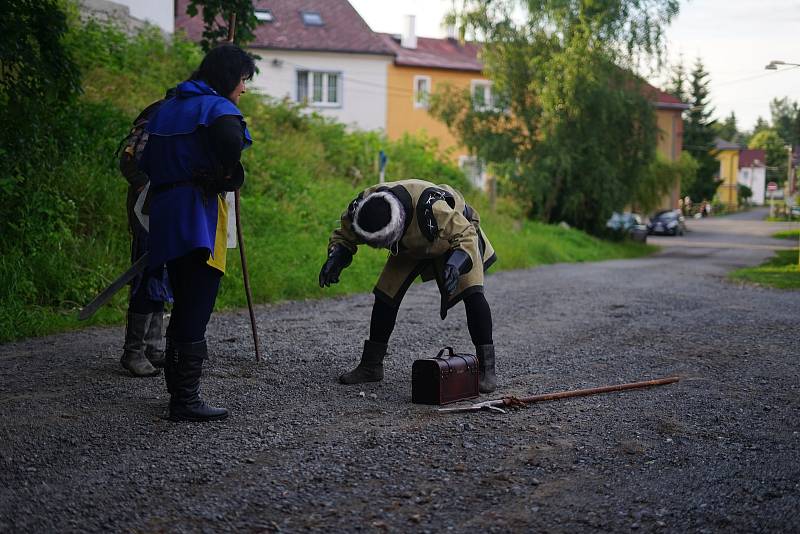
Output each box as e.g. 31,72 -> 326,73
319,245 -> 353,287
443,264 -> 460,295
443,249 -> 472,295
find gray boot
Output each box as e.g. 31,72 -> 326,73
144,312 -> 165,368
339,340 -> 387,384
476,344 -> 497,393
121,312 -> 160,377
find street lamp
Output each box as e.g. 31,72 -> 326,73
765,60 -> 800,70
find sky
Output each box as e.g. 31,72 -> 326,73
349,0 -> 800,132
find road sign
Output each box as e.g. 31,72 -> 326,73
767,182 -> 778,192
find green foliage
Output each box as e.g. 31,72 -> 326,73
714,111 -> 745,146
770,97 -> 800,148
749,129 -> 790,186
737,183 -> 753,205
634,152 -> 698,215
773,230 -> 799,240
185,0 -> 258,51
682,58 -> 721,202
730,250 -> 800,290
433,0 -> 680,234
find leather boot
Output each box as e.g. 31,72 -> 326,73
163,337 -> 176,396
144,312 -> 165,368
120,312 -> 160,377
476,344 -> 497,393
339,340 -> 387,384
168,340 -> 228,422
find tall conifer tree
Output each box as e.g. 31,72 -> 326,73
683,58 -> 720,201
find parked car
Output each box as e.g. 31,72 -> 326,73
647,210 -> 686,236
606,212 -> 648,242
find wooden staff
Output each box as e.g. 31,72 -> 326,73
227,12 -> 262,362
438,376 -> 680,414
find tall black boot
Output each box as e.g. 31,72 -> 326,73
339,340 -> 387,384
144,312 -> 165,368
476,344 -> 497,393
168,340 -> 228,422
120,312 -> 160,377
163,337 -> 176,396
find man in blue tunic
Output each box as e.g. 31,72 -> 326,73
140,44 -> 255,422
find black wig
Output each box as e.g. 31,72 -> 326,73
191,44 -> 256,99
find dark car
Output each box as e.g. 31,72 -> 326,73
606,212 -> 648,242
647,210 -> 686,236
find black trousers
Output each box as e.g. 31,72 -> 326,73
369,291 -> 493,346
165,250 -> 222,343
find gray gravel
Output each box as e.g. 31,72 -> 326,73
1,208 -> 798,532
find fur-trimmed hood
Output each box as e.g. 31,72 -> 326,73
351,191 -> 406,249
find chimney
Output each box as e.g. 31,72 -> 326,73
401,14 -> 417,49
446,24 -> 457,40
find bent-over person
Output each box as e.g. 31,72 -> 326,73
319,179 -> 498,393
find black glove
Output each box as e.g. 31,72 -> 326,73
319,245 -> 353,287
443,249 -> 473,295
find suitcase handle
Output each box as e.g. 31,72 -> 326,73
436,347 -> 456,359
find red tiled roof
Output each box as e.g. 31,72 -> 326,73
642,83 -> 690,110
175,0 -> 393,56
379,33 -> 483,72
739,149 -> 766,168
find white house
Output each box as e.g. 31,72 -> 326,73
176,0 -> 394,132
101,0 -> 174,33
738,149 -> 767,205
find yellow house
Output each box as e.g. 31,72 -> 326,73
714,138 -> 740,208
378,21 -> 488,187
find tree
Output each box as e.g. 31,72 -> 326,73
682,58 -> 720,202
431,0 -> 681,234
714,111 -> 742,145
0,0 -> 80,165
667,60 -> 688,102
752,116 -> 771,137
770,97 -> 799,147
749,129 -> 789,186
186,0 -> 257,51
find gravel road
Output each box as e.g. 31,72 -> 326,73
1,208 -> 798,532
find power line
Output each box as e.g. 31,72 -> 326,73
714,65 -> 799,88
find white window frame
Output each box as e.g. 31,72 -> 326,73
296,70 -> 342,108
470,79 -> 493,111
413,75 -> 431,109
255,9 -> 274,22
301,11 -> 324,26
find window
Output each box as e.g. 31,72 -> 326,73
255,9 -> 273,22
301,11 -> 323,26
296,70 -> 340,106
413,75 -> 431,109
471,80 -> 493,111
458,155 -> 487,189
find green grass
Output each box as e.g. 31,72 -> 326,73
0,18 -> 655,343
773,229 -> 800,240
730,250 -> 800,290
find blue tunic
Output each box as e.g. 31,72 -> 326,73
141,80 -> 252,271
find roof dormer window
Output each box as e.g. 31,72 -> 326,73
255,9 -> 274,23
301,11 -> 323,26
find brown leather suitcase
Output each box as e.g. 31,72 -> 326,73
412,347 -> 479,405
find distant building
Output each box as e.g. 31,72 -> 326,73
378,18 -> 489,188
176,0 -> 394,132
649,87 -> 690,211
715,138 -> 741,208
738,149 -> 766,205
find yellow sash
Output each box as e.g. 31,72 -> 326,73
206,194 -> 228,273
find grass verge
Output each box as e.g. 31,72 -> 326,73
729,250 -> 800,290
